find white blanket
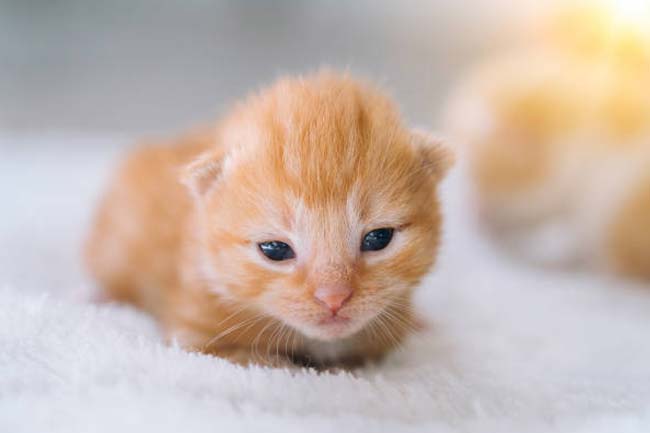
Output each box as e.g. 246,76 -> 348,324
2,135 -> 650,432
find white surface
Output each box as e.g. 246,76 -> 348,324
2,135 -> 650,432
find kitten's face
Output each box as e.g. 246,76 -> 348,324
187,75 -> 451,341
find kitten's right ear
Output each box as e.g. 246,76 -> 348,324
411,129 -> 455,181
181,150 -> 224,198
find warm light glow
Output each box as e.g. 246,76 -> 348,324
546,0 -> 650,60
604,0 -> 650,32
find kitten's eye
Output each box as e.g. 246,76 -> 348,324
361,228 -> 394,252
258,241 -> 296,261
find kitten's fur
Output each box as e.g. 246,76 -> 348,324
86,72 -> 452,368
445,4 -> 650,279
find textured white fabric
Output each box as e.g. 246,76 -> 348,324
2,135 -> 650,432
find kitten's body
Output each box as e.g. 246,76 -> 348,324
86,73 -> 451,367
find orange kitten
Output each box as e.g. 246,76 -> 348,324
85,72 -> 453,368
444,4 -> 650,278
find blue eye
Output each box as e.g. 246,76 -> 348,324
361,228 -> 394,252
258,241 -> 296,261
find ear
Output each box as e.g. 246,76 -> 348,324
181,150 -> 225,198
411,129 -> 454,181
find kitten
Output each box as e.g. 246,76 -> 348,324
444,4 -> 650,279
85,72 -> 453,368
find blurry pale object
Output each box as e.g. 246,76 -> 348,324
445,0 -> 650,279
545,0 -> 650,68
611,0 -> 650,26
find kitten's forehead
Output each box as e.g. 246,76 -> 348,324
223,73 -> 418,203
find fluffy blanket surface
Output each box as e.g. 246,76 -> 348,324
2,136 -> 650,432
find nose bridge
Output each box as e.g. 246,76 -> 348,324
306,206 -> 357,313
314,261 -> 352,286
302,201 -> 356,286
310,204 -> 353,262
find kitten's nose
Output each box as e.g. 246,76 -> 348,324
314,285 -> 352,314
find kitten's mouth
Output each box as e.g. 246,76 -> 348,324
306,313 -> 367,341
290,309 -> 376,341
318,315 -> 350,326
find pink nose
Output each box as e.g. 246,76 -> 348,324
314,285 -> 352,314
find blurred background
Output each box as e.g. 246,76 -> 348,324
0,0 -> 534,135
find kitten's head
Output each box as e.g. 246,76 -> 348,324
184,72 -> 452,341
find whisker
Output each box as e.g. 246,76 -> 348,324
200,303 -> 253,350
275,323 -> 288,363
272,323 -> 287,363
263,322 -> 283,363
368,314 -> 391,348
290,328 -> 298,361
252,320 -> 276,363
232,314 -> 267,344
283,326 -> 294,361
375,313 -> 402,350
381,306 -> 417,333
203,313 -> 263,350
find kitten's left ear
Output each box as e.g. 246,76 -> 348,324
411,129 -> 454,181
181,150 -> 225,199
